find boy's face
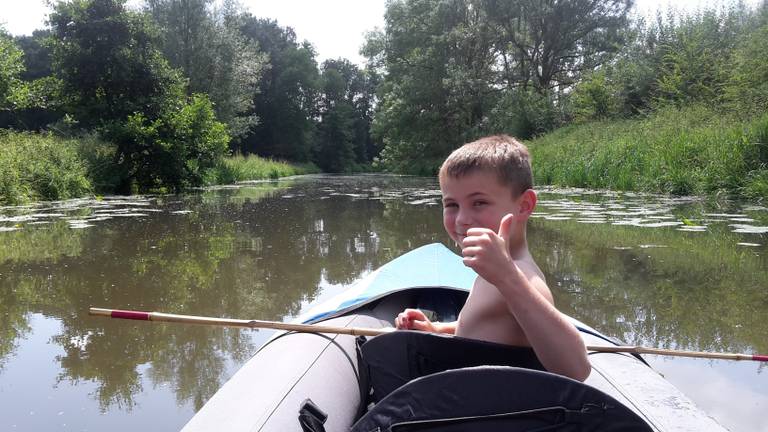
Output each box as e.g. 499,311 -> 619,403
440,171 -> 525,245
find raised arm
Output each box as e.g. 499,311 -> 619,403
461,214 -> 591,381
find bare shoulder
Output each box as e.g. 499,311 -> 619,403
515,257 -> 554,304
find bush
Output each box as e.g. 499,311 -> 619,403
725,24 -> 768,116
0,131 -> 91,204
105,94 -> 230,192
571,71 -> 621,121
486,89 -> 562,140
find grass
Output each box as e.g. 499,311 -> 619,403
205,154 -> 320,185
0,130 -> 322,205
528,105 -> 768,200
0,131 -> 92,205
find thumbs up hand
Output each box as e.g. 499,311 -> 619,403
461,213 -> 517,287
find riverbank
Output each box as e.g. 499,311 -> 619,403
0,131 -> 319,205
528,106 -> 768,199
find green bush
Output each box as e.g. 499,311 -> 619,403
725,24 -> 768,116
0,131 -> 91,204
571,71 -> 621,121
106,94 -> 230,192
486,89 -> 562,140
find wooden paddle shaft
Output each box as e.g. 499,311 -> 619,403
89,307 -> 389,337
89,307 -> 768,362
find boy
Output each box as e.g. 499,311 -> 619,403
395,135 -> 591,381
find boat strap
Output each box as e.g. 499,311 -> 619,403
299,398 -> 328,432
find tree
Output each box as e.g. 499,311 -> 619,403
365,0 -> 634,173
484,0 -> 633,93
48,0 -> 186,129
238,17 -> 319,161
314,59 -> 378,171
0,30 -> 26,111
108,94 -> 229,191
48,0 -> 229,192
364,0 -> 499,173
145,0 -> 267,140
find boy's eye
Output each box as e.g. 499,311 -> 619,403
473,201 -> 488,207
444,202 -> 458,208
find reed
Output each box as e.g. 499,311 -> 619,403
205,154 -> 320,184
0,131 -> 92,205
529,106 -> 768,199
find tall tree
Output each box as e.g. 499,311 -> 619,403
0,30 -> 26,112
48,0 -> 228,192
314,59 -> 378,171
363,0 -> 498,173
48,0 -> 185,128
145,0 -> 267,140
365,0 -> 633,173
484,0 -> 633,92
238,17 -> 319,161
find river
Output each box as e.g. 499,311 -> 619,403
0,174 -> 766,431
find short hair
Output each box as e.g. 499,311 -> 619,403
439,135 -> 532,196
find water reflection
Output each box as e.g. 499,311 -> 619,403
0,176 -> 766,431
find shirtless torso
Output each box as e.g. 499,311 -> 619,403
456,254 -> 552,347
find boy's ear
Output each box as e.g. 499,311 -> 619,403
517,189 -> 537,217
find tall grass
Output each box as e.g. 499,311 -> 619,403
528,106 -> 768,199
0,131 -> 92,205
205,154 -> 320,185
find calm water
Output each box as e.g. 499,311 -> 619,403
0,175 -> 766,431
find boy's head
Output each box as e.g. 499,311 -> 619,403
439,135 -> 532,197
439,135 -> 536,245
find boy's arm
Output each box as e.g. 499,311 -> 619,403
462,215 -> 591,381
395,309 -> 457,334
497,272 -> 591,381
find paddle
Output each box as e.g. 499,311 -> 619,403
89,307 -> 768,362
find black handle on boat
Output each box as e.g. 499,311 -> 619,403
89,307 -> 768,362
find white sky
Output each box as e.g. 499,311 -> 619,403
0,0 -> 761,65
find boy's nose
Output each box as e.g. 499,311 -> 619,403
455,210 -> 473,227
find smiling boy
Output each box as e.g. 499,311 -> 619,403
395,135 -> 591,381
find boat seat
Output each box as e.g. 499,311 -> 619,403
350,366 -> 653,432
360,330 -> 546,402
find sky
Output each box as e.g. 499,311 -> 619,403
0,0 -> 761,65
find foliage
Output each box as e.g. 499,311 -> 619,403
529,105 -> 768,199
237,17 -> 320,161
0,131 -> 91,204
48,0 -> 186,129
105,94 -> 229,192
571,3 -> 759,120
726,23 -> 768,116
483,0 -> 633,92
486,88 -> 563,139
571,71 -> 620,121
314,59 -> 378,172
0,31 -> 27,111
366,0 -> 632,173
145,0 -> 268,140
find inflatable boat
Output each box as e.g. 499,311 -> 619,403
181,243 -> 727,432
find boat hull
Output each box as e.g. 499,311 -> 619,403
182,244 -> 727,432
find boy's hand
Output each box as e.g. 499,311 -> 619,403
461,213 -> 519,287
395,308 -> 438,332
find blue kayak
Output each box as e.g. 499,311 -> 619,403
182,243 -> 728,432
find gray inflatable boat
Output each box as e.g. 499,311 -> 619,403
181,243 -> 727,432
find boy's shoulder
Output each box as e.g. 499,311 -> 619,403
514,255 -> 553,301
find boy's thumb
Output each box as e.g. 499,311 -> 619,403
498,213 -> 515,242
